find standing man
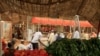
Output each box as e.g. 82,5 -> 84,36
31,30 -> 42,49
48,30 -> 55,44
72,28 -> 80,39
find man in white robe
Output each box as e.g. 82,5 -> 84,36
72,28 -> 80,39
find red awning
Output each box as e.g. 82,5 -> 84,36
32,17 -> 49,25
63,20 -> 70,26
79,21 -> 93,27
56,19 -> 63,26
32,17 -> 93,27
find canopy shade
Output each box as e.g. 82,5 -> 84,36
69,20 -> 93,27
32,17 -> 93,27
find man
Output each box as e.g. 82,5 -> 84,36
48,30 -> 55,44
72,28 -> 80,39
31,30 -> 42,49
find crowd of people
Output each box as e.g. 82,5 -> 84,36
1,28 -> 98,56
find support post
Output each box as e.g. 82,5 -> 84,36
26,16 -> 32,40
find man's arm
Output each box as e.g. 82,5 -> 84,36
38,39 -> 47,47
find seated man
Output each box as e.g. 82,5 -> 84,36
23,40 -> 33,50
14,39 -> 26,50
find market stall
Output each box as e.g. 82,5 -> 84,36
31,17 -> 93,32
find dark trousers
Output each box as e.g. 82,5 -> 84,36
32,43 -> 38,49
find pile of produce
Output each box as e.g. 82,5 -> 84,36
46,38 -> 100,56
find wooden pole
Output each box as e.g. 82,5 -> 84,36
26,16 -> 32,39
91,27 -> 92,33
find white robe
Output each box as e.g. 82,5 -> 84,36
17,44 -> 27,50
72,31 -> 80,39
48,33 -> 55,44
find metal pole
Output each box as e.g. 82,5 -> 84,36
70,26 -> 72,33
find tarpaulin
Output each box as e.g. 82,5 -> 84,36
32,17 -> 93,27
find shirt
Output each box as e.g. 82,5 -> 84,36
60,33 -> 65,38
31,31 -> 42,43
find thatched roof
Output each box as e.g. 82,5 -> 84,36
0,0 -> 100,29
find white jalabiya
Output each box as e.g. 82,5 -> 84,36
17,44 -> 27,50
17,43 -> 33,50
48,32 -> 55,44
72,31 -> 80,39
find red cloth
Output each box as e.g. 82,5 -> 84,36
39,49 -> 48,56
14,49 -> 48,56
